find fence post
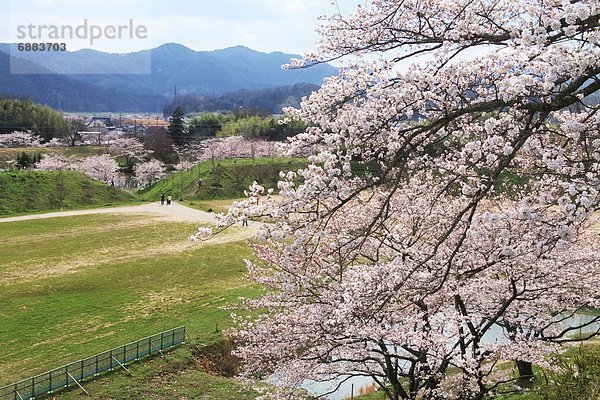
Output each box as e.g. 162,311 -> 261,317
13,388 -> 24,400
136,340 -> 139,360
109,350 -> 113,370
95,354 -> 99,376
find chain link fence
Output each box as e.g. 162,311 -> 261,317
0,326 -> 186,400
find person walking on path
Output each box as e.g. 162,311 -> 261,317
167,193 -> 172,205
160,193 -> 165,205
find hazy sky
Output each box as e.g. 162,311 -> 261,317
4,0 -> 361,54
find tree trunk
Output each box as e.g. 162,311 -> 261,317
516,360 -> 534,388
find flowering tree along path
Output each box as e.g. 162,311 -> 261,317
192,0 -> 600,399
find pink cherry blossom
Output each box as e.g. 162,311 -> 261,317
34,154 -> 72,171
195,1 -> 600,399
75,154 -> 119,183
0,131 -> 42,147
134,159 -> 165,188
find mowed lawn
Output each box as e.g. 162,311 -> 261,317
0,213 -> 258,385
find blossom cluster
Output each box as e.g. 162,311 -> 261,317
133,159 -> 165,188
197,136 -> 284,162
213,0 -> 600,399
34,153 -> 121,185
0,131 -> 43,148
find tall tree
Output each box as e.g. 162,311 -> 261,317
195,1 -> 600,399
63,118 -> 86,146
167,106 -> 187,145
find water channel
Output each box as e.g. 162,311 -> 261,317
304,313 -> 599,399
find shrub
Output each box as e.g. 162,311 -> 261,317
537,345 -> 600,400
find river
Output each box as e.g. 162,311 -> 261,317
303,312 -> 600,399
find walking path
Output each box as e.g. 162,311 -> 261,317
0,202 -> 216,224
0,202 -> 263,243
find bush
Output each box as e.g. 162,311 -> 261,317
537,345 -> 600,400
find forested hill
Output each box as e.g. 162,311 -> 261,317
0,43 -> 337,112
162,83 -> 320,116
0,52 -> 163,112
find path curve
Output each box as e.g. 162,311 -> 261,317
0,202 -> 264,245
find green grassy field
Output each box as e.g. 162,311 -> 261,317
182,198 -> 252,214
0,212 -> 259,388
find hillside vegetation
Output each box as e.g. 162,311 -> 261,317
0,98 -> 71,140
1,43 -> 335,112
0,170 -> 135,215
140,157 -> 307,202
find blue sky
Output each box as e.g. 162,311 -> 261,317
3,0 -> 361,54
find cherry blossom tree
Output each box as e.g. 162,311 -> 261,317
173,143 -> 203,168
75,154 -> 119,184
0,131 -> 42,147
34,154 -> 72,171
198,136 -> 282,163
42,138 -> 64,147
108,136 -> 152,173
134,159 -> 165,188
174,160 -> 194,171
108,137 -> 149,160
193,1 -> 600,399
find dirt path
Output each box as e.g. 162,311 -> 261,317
0,202 -> 264,246
0,202 -> 262,227
0,202 -> 218,224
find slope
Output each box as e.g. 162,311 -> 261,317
140,157 -> 307,202
0,170 -> 136,215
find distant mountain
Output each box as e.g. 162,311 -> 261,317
0,43 -> 337,106
0,51 -> 163,112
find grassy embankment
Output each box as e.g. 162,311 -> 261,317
0,153 -> 306,215
0,170 -> 136,216
140,157 -> 306,203
0,211 -> 261,398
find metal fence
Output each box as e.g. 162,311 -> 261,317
0,326 -> 186,400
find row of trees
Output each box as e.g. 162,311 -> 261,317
0,132 -> 163,188
0,98 -> 72,141
169,108 -> 308,145
2,129 -> 292,189
193,0 -> 600,399
34,153 -> 165,189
